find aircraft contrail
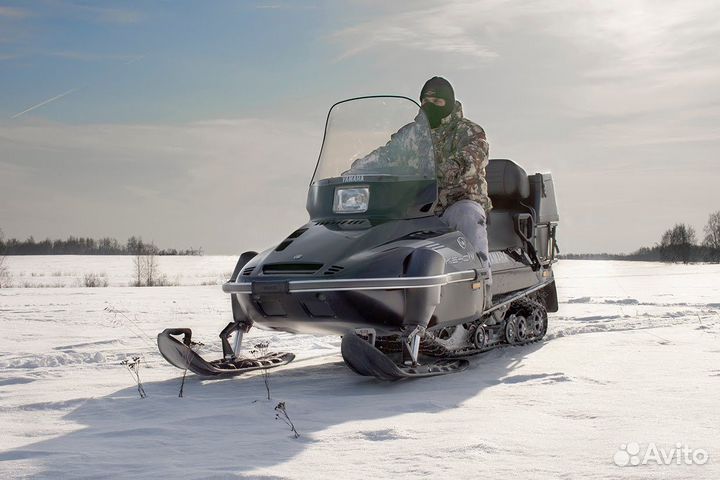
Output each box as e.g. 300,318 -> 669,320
11,88 -> 80,119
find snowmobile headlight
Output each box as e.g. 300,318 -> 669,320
333,187 -> 369,214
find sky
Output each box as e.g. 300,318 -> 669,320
1,0 -> 719,254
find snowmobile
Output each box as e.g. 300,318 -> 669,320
158,95 -> 560,380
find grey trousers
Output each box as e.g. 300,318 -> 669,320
440,200 -> 491,281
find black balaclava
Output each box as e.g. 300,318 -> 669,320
420,76 -> 455,128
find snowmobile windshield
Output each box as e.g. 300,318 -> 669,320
311,96 -> 436,185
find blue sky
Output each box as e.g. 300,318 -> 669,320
2,1 -> 348,122
1,0 -> 720,253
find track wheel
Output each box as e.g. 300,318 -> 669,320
515,315 -> 529,342
505,315 -> 518,345
530,309 -> 547,337
472,325 -> 487,349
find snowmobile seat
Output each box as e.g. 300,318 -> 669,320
487,210 -> 524,251
486,159 -> 533,252
486,159 -> 530,205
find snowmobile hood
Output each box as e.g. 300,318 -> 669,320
222,216 -> 481,294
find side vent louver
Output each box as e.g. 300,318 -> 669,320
315,219 -> 369,226
241,266 -> 255,276
314,219 -> 371,230
275,240 -> 292,251
275,227 -> 309,251
287,227 -> 308,239
323,265 -> 344,275
263,263 -> 323,275
404,230 -> 444,240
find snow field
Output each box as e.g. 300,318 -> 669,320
0,258 -> 719,479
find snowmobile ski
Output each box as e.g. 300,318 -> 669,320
341,332 -> 469,380
158,328 -> 294,377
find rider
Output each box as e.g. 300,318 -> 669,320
349,76 -> 492,274
420,76 -> 492,275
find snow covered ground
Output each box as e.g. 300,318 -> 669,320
0,258 -> 718,479
2,255 -> 237,288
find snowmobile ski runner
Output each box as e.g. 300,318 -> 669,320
158,328 -> 294,377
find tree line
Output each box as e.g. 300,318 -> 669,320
0,234 -> 202,256
561,210 -> 720,264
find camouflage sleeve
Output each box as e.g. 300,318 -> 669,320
457,122 -> 492,210
347,123 -> 415,173
348,145 -> 386,171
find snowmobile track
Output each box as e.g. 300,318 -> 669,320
341,295 -> 549,380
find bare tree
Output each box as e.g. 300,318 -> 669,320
131,239 -> 164,287
704,211 -> 720,249
660,223 -> 697,263
132,238 -> 146,287
143,243 -> 160,286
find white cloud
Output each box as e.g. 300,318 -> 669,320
325,0 -> 720,253
332,0 -> 720,146
330,2 -> 501,61
330,0 -> 720,101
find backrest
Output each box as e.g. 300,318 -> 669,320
487,159 -> 532,252
486,159 -> 530,201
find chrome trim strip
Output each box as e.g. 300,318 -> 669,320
221,270 -> 477,294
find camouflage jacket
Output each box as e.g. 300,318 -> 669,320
347,119 -> 435,178
431,101 -> 491,214
349,101 -> 491,214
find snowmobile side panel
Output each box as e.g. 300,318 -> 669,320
490,265 -> 542,296
401,248 -> 444,331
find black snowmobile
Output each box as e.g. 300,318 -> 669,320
158,95 -> 560,380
